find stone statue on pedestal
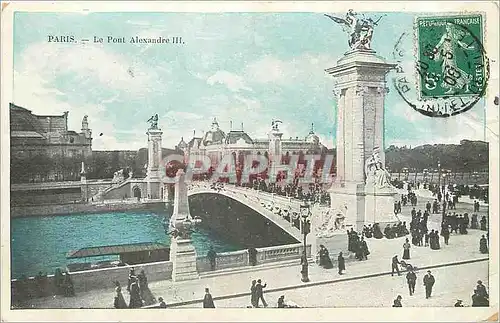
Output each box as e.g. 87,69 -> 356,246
325,10 -> 385,51
147,114 -> 159,130
364,147 -> 393,189
112,169 -> 125,183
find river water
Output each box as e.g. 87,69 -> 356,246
10,206 -> 243,279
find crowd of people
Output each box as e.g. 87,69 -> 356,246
246,179 -> 331,206
346,229 -> 370,261
113,268 -> 156,308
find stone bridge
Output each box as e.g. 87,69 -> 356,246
187,183 -> 314,242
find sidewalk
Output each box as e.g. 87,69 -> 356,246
23,223 -> 489,309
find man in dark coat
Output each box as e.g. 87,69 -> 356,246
203,288 -> 215,308
423,270 -> 435,299
255,279 -> 268,307
479,235 -> 488,254
406,268 -> 417,296
391,255 -> 401,276
441,224 -> 450,245
338,252 -> 345,275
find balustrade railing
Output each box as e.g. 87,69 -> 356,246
196,243 -> 311,273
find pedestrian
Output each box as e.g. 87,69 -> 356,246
441,224 -> 450,245
203,288 -> 215,308
454,299 -> 464,307
318,245 -> 334,269
113,282 -> 128,309
476,280 -> 488,299
392,295 -> 403,307
423,270 -> 435,299
338,252 -> 346,275
128,277 -> 143,308
250,280 -> 257,307
207,246 -> 217,271
402,238 -> 411,260
255,279 -> 268,308
158,297 -> 167,308
406,268 -> 417,296
391,255 -> 401,276
360,237 -> 370,260
479,235 -> 488,254
127,268 -> 136,293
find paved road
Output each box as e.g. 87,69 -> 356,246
177,260 -> 489,308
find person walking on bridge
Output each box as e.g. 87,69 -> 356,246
423,270 -> 435,299
255,279 -> 268,308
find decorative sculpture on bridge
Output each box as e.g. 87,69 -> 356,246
271,119 -> 282,131
315,205 -> 347,238
147,114 -> 159,130
112,169 -> 126,183
325,10 -> 385,50
364,147 -> 393,189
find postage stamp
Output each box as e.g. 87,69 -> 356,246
416,14 -> 486,99
0,2 -> 498,323
393,13 -> 490,118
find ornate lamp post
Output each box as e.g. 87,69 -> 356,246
437,159 -> 441,193
299,200 -> 311,283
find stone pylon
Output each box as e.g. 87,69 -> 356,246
146,127 -> 163,199
169,169 -> 199,282
326,49 -> 400,232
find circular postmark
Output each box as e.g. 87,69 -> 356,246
392,16 -> 490,118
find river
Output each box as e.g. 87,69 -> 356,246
10,205 -> 243,279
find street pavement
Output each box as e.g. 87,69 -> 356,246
20,196 -> 490,309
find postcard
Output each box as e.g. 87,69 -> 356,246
1,1 -> 498,322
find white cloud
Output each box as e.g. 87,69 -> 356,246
17,42 -> 158,95
244,53 -> 335,85
206,70 -> 252,92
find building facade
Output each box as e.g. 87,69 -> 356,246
177,117 -> 327,168
10,103 -> 93,182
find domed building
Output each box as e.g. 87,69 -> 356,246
202,118 -> 226,146
305,123 -> 320,145
182,118 -> 327,170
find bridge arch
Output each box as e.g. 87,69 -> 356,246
187,187 -> 302,243
132,185 -> 142,199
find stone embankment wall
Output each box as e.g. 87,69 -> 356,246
10,201 -> 164,218
11,243 -> 312,304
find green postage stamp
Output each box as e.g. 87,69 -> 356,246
416,14 -> 487,99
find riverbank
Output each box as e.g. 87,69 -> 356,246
10,200 -> 165,218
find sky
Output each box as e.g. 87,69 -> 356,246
12,11 -> 486,151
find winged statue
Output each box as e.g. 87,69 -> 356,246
325,10 -> 385,50
147,113 -> 159,130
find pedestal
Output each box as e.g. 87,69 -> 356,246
329,182 -> 365,232
146,128 -> 163,199
326,49 -> 398,231
170,238 -> 199,282
364,186 -> 401,226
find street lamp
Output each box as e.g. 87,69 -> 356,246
437,159 -> 441,192
299,200 -> 311,283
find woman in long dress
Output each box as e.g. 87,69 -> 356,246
318,245 -> 334,269
113,284 -> 128,309
402,238 -> 411,260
